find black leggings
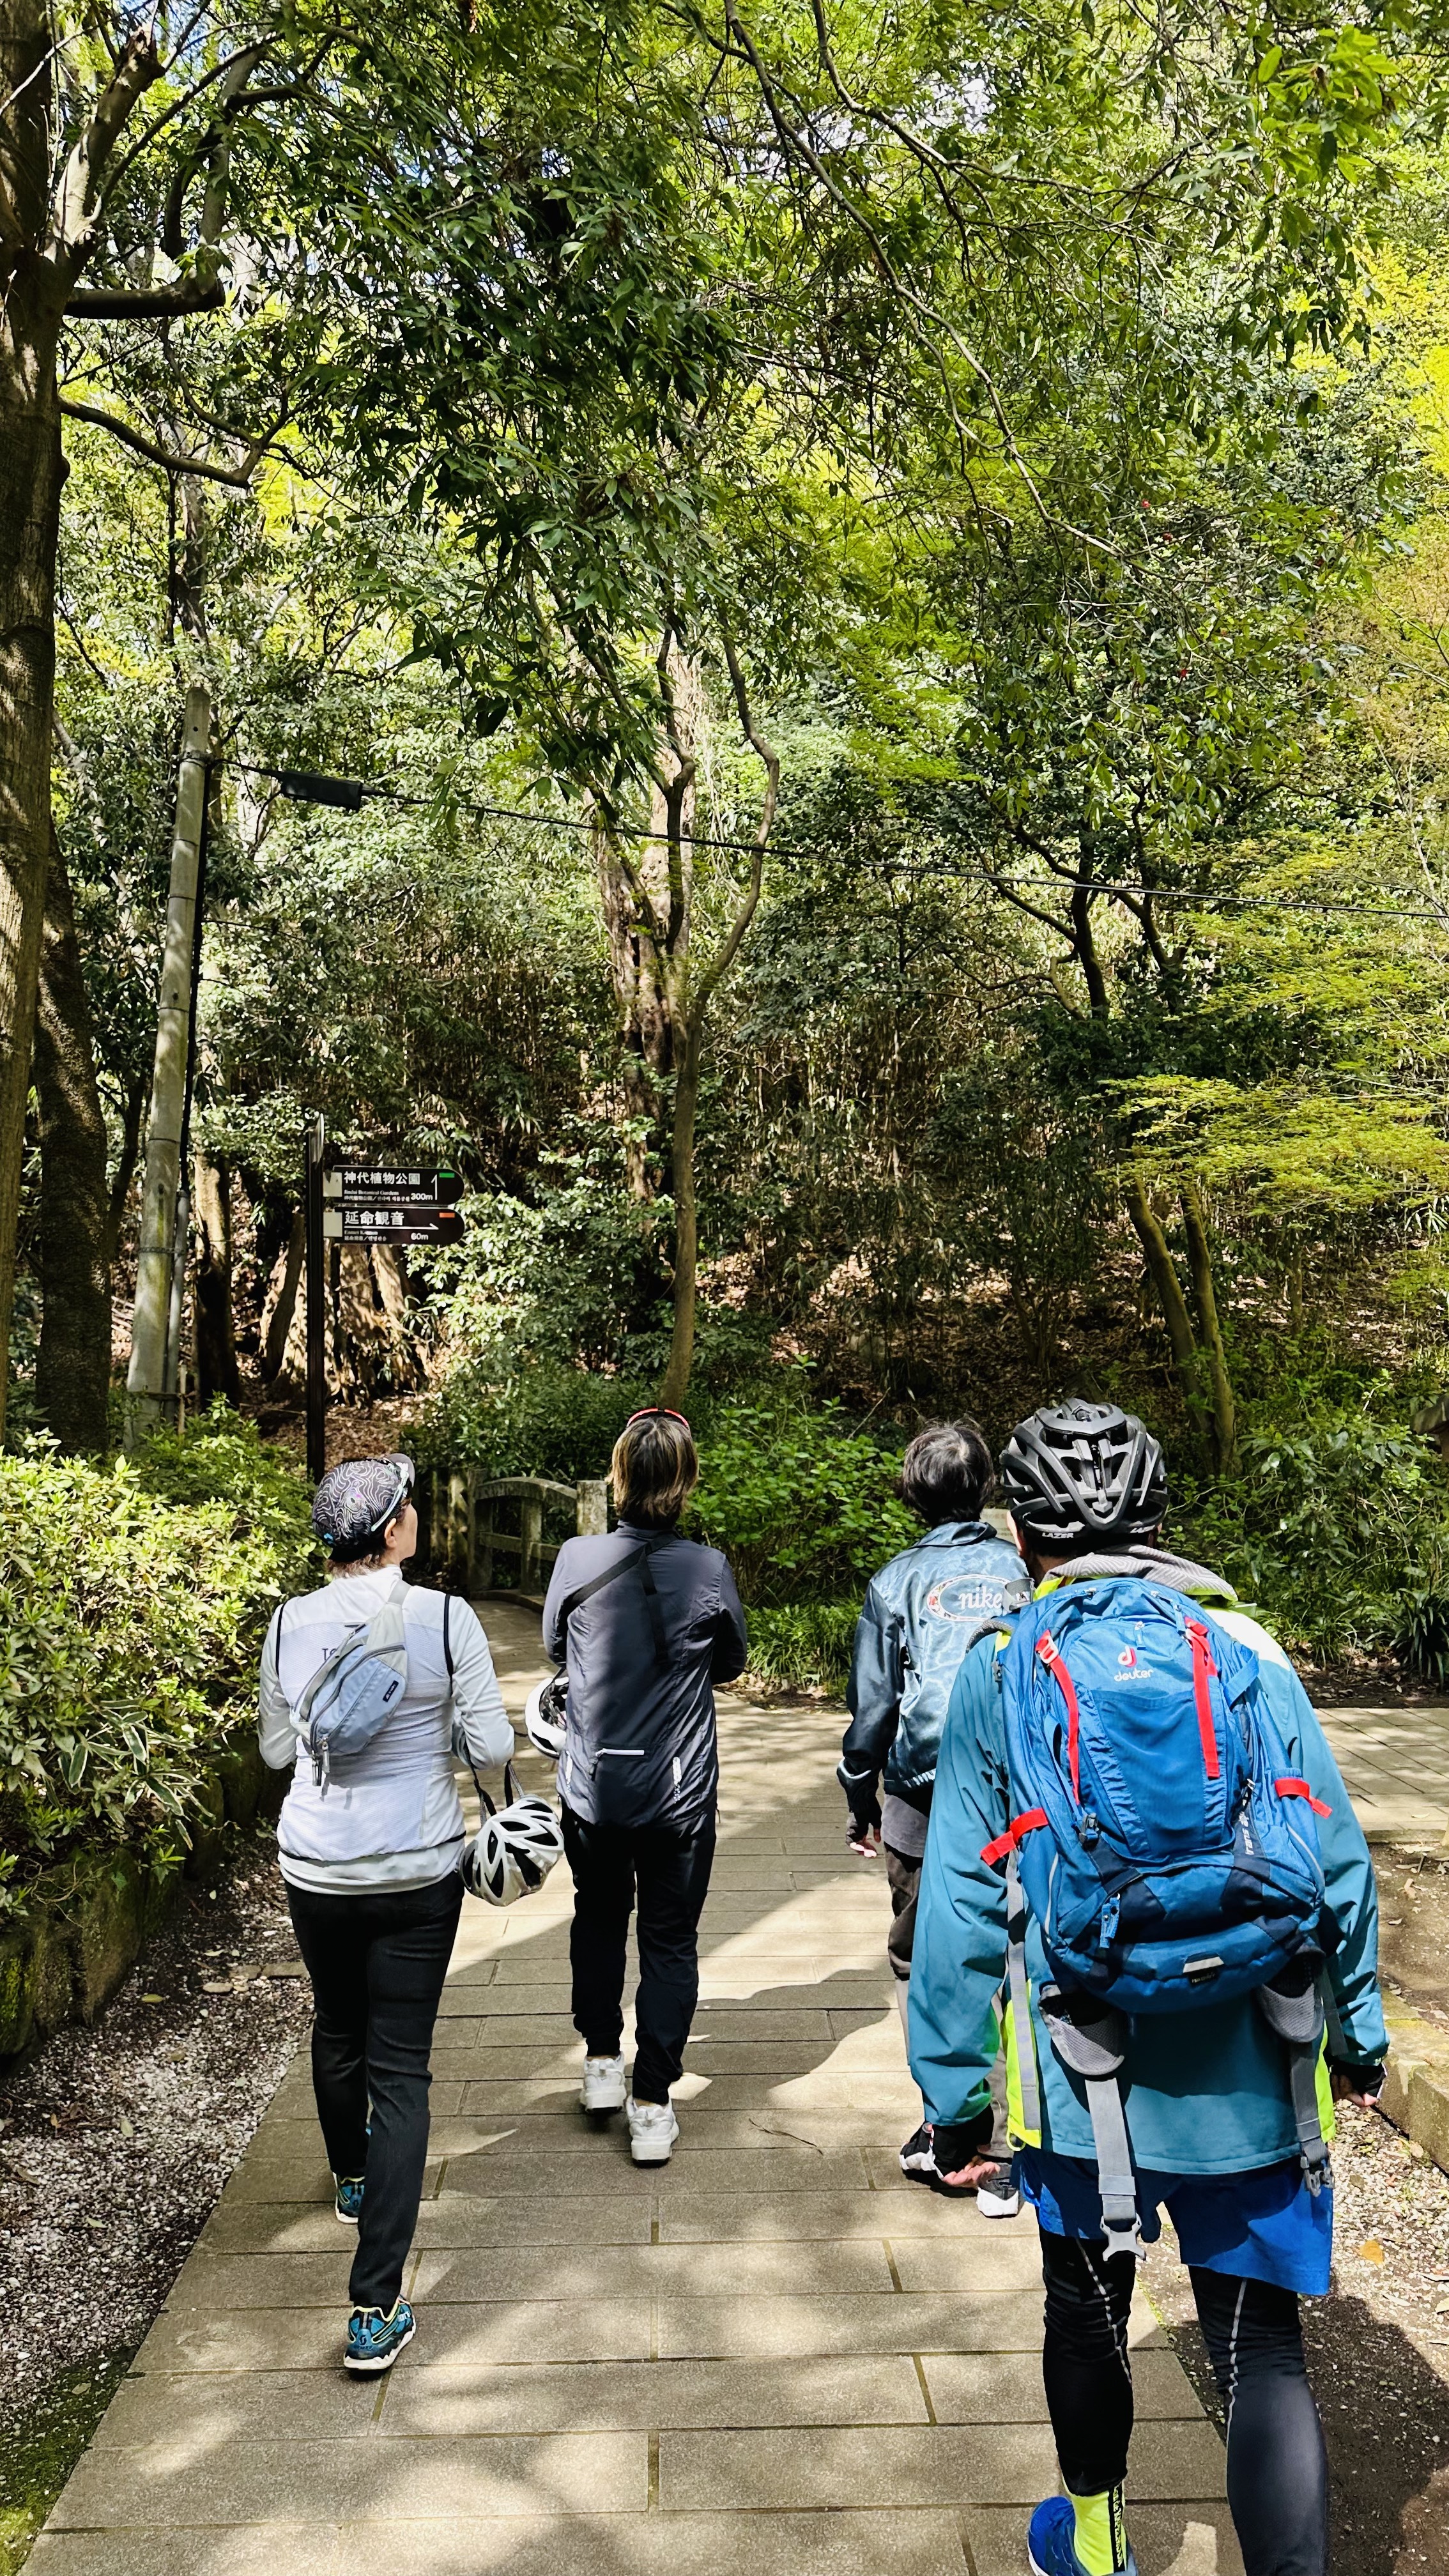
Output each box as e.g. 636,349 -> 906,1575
1041,2232 -> 1328,2576
288,1873 -> 462,2314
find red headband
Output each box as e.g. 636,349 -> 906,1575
625,1406 -> 692,1432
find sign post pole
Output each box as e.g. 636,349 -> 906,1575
305,1114 -> 326,1483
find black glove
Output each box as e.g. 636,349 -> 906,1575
931,2111 -> 995,2175
837,1758 -> 881,1844
847,1792 -> 882,1844
1330,2057 -> 1386,2101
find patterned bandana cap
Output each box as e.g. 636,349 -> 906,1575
312,1453 -> 415,1555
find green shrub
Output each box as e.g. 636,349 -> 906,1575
686,1391 -> 916,1607
421,1362 -> 916,1611
128,1406 -> 321,1545
1177,1412 -> 1449,1669
418,1360 -> 654,1482
0,1411 -> 319,1919
744,1602 -> 860,1693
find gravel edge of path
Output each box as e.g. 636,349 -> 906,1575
0,1840 -> 311,2570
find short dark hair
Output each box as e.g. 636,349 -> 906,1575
900,1420 -> 994,1523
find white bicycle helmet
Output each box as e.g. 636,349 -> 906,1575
462,1761 -> 565,1906
525,1673 -> 567,1761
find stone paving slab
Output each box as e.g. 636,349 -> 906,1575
43,1599 -> 1236,2576
1317,1705 -> 1449,1841
31,2506 -> 992,2576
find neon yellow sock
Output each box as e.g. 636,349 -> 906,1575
1068,2486 -> 1130,2575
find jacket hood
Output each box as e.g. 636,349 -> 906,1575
1044,1542 -> 1236,1602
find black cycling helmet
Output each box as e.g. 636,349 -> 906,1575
998,1401 -> 1167,1550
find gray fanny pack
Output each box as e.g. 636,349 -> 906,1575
285,1586 -> 409,1788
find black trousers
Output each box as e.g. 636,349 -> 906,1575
884,1842 -> 923,1982
1041,2231 -> 1328,2576
287,1872 -> 463,2314
561,1803 -> 716,2104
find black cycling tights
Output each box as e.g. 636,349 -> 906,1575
1040,2232 -> 1329,2576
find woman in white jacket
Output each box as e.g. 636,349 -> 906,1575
259,1452 -> 512,2374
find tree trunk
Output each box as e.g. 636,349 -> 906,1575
595,822 -> 672,1197
0,247 -> 65,1438
124,680 -> 211,1442
1124,1176 -> 1208,1440
33,827 -> 111,1450
1180,1180 -> 1237,1474
106,1069 -> 148,1261
1071,831 -> 1110,1018
262,1208 -> 306,1383
659,1015 -> 702,1411
193,1149 -> 240,1405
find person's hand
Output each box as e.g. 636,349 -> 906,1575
935,2152 -> 1002,2193
848,1820 -> 882,1857
1330,2060 -> 1386,2110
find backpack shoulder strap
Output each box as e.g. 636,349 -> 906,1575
443,1592 -> 454,1683
559,1545 -> 646,1625
558,1540 -> 670,1676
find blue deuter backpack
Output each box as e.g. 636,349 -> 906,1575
989,1577 -> 1335,2253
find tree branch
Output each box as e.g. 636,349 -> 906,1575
689,630 -> 778,1025
1070,859 -> 1109,1018
63,279 -> 226,317
57,395 -> 274,485
716,0 -> 1116,562
52,24 -> 162,265
981,868 -> 1077,944
655,624 -> 695,956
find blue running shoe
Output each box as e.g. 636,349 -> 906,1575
334,2174 -> 365,2225
344,2298 -> 415,2375
1027,2497 -> 1138,2576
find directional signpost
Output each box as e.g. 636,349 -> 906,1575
303,1130 -> 467,1478
323,1164 -> 465,1247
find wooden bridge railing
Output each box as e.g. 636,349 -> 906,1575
416,1466 -> 608,1598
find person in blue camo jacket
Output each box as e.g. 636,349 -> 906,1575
837,1418 -> 1028,2205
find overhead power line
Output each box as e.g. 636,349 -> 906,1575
229,759 -> 1449,927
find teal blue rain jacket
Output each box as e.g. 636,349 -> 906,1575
908,1588 -> 1388,2175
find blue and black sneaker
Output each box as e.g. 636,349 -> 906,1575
344,2298 -> 415,2375
1027,2497 -> 1138,2576
334,2174 -> 365,2225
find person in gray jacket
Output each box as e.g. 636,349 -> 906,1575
542,1407 -> 747,2165
259,1452 -> 513,2375
838,1420 -> 1027,2206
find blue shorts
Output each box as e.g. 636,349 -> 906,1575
1017,2147 -> 1333,2296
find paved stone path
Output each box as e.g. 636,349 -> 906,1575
1316,1705 -> 1449,1843
35,1601 -> 1236,2576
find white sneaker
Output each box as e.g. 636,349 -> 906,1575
580,2053 -> 627,2112
627,2096 -> 680,2164
976,2175 -> 1022,2219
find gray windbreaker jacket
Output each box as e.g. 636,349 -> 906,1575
542,1521 -> 747,1829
